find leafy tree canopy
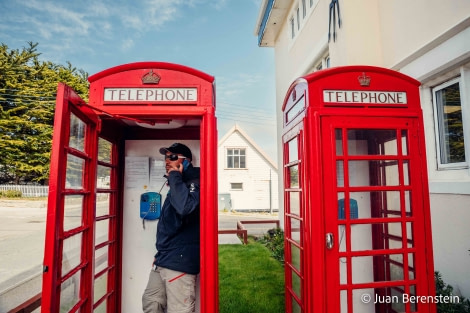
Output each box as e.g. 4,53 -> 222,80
0,42 -> 89,184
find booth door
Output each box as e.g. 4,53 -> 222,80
322,116 -> 432,313
283,126 -> 306,313
42,84 -> 117,313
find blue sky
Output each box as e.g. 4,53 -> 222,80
0,0 -> 278,160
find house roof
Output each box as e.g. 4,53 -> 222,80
218,124 -> 277,170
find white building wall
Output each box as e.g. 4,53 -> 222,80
218,129 -> 279,212
257,0 -> 470,297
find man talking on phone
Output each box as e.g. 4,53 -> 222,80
142,143 -> 200,313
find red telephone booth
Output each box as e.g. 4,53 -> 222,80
41,62 -> 218,313
282,66 -> 436,313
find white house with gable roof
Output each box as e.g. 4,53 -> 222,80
218,124 -> 279,212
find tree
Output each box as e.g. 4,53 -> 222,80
0,42 -> 89,184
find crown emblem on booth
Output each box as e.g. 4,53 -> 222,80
358,72 -> 371,87
141,70 -> 161,84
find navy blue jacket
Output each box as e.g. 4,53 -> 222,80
154,165 -> 200,274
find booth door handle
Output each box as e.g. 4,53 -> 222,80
326,233 -> 334,250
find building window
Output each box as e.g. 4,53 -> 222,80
227,148 -> 246,169
290,16 -> 295,38
230,183 -> 243,190
296,7 -> 300,30
302,0 -> 307,18
432,77 -> 467,168
310,0 -> 314,7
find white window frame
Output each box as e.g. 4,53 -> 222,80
432,76 -> 468,170
226,148 -> 247,169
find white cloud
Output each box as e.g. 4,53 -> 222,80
121,38 -> 135,51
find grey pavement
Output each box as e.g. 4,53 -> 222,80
0,199 -> 280,288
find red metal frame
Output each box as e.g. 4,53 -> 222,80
42,83 -> 100,312
43,62 -> 218,313
282,66 -> 436,313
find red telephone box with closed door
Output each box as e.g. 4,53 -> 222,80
282,66 -> 436,313
41,62 -> 218,313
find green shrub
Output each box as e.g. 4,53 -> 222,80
258,228 -> 284,264
435,271 -> 470,313
0,190 -> 23,198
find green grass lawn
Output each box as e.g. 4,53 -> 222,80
219,240 -> 285,313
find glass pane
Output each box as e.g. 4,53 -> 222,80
435,82 -> 465,164
405,191 -> 412,216
408,253 -> 415,280
401,130 -> 408,155
62,233 -> 83,276
403,160 -> 410,185
291,270 -> 302,299
94,272 -> 108,304
98,138 -> 112,163
352,254 -> 403,283
340,289 -> 348,313
289,165 -> 299,188
347,129 -> 398,155
336,161 -> 344,187
352,288 -> 374,312
95,219 -> 110,246
338,225 -> 347,252
407,222 -> 414,248
289,217 -> 301,244
97,165 -> 111,189
349,160 -> 399,186
291,295 -> 301,313
240,155 -> 246,168
289,192 -> 300,216
349,191 -> 402,219
60,270 -> 81,312
288,138 -> 299,162
351,223 -> 402,251
69,112 -> 86,152
64,195 -> 83,231
335,129 -> 343,156
66,154 -> 85,189
96,193 -> 110,217
290,242 -> 301,271
94,299 -> 107,313
286,95 -> 305,123
94,245 -> 109,275
339,257 -> 347,285
353,286 -> 408,313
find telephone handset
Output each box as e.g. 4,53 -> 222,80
182,159 -> 190,171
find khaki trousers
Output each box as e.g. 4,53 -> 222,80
142,266 -> 197,313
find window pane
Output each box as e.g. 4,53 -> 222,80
289,192 -> 301,216
95,219 -> 110,246
96,193 -> 110,217
60,270 -> 81,312
435,81 -> 465,164
288,138 -> 299,162
69,113 -> 86,151
64,195 -> 83,231
62,233 -> 82,276
94,272 -> 108,304
98,138 -> 112,163
289,165 -> 299,188
95,245 -> 109,275
97,165 -> 111,189
66,154 -> 84,189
